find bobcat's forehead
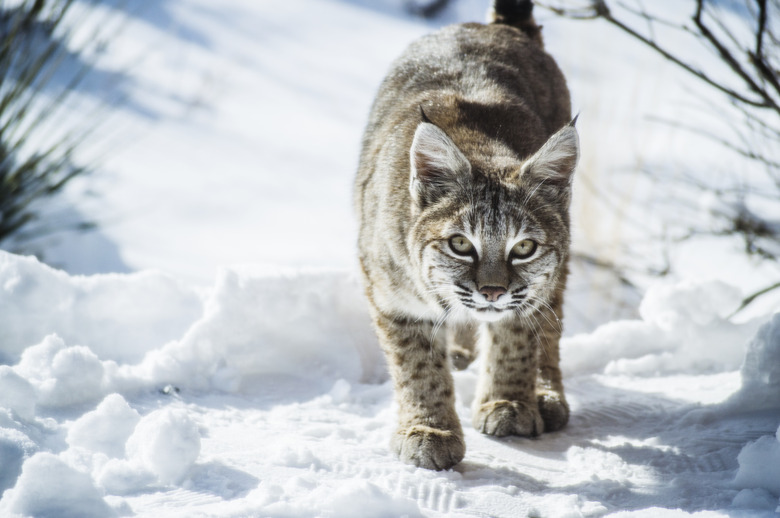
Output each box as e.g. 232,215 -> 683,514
421,178 -> 558,247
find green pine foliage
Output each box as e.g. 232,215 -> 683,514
0,0 -> 94,247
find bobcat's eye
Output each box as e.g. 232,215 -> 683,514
511,239 -> 537,260
449,235 -> 474,255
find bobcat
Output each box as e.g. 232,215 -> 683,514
355,0 -> 578,470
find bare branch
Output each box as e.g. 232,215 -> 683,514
756,0 -> 767,58
536,0 -> 775,108
645,114 -> 780,170
693,0 -> 780,110
728,280 -> 780,318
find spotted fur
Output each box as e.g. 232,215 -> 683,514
355,0 -> 577,470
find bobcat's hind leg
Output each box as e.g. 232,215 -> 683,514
445,321 -> 477,371
537,353 -> 569,432
535,295 -> 569,433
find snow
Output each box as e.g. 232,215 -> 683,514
123,407 -> 201,486
1,251 -> 779,516
1,0 -> 780,516
1,452 -> 119,518
562,280 -> 764,377
734,425 -> 780,498
730,312 -> 780,412
67,394 -> 141,459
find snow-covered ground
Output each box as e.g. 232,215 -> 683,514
1,252 -> 779,517
2,0 -> 779,516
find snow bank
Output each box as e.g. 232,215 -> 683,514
0,252 -> 202,365
120,265 -> 382,393
732,424 -> 780,512
1,252 -> 381,404
729,314 -> 780,512
728,312 -> 780,411
0,252 -> 382,514
0,452 -> 118,518
2,252 -> 779,516
561,280 -> 763,376
16,335 -> 109,409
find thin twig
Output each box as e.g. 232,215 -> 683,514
728,280 -> 780,318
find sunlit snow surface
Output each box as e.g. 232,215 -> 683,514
1,251 -> 779,517
2,0 -> 780,516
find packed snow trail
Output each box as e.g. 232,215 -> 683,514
1,252 -> 778,517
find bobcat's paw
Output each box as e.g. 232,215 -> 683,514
448,344 -> 476,371
537,390 -> 569,432
473,400 -> 543,437
391,425 -> 465,470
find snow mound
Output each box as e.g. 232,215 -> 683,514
728,314 -> 780,512
0,452 -> 118,518
733,425 -> 780,510
0,251 -> 202,365
124,266 -> 381,393
0,418 -> 38,496
1,252 -> 382,403
16,335 -> 108,409
0,367 -> 36,421
124,407 -> 201,485
66,400 -> 202,495
561,280 -> 762,376
314,480 -> 422,518
67,394 -> 141,459
1,252 -> 778,516
729,312 -> 780,411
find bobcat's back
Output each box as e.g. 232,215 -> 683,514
355,20 -> 572,319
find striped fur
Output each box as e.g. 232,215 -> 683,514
355,1 -> 577,470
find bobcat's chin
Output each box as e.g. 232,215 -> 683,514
470,306 -> 513,323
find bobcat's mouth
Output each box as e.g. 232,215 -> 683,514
471,305 -> 510,322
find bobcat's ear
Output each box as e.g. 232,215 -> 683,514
520,123 -> 579,187
409,122 -> 471,206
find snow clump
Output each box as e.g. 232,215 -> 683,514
0,452 -> 118,518
729,311 -> 780,411
0,251 -> 202,365
66,394 -> 141,459
124,407 -> 201,485
561,280 -> 763,376
15,334 -> 107,408
0,367 -> 36,420
89,406 -> 202,494
732,424 -> 780,511
729,313 -> 780,512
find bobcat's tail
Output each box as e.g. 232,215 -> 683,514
489,0 -> 542,44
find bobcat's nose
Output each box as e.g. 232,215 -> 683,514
479,286 -> 507,303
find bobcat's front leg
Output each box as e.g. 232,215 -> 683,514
374,312 -> 464,470
473,318 -> 544,437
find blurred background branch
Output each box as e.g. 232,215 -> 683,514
537,0 -> 780,313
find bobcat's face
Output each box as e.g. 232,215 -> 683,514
408,121 -> 577,322
415,182 -> 567,323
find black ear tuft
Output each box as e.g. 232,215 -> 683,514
419,104 -> 432,124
